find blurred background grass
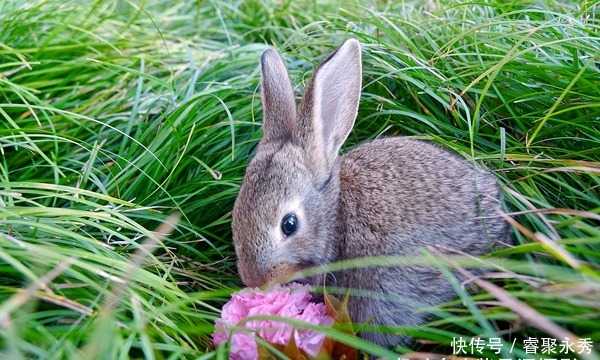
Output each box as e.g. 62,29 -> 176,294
0,0 -> 598,358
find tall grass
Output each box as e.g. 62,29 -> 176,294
1,0 -> 598,359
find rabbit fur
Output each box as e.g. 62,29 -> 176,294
231,39 -> 509,349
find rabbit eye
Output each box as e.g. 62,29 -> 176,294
281,213 -> 298,236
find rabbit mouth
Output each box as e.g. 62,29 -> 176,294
288,263 -> 338,288
286,274 -> 336,286
287,278 -> 310,286
281,262 -> 314,286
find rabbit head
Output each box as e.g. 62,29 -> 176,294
232,39 -> 362,287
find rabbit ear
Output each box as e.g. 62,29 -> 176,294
298,39 -> 362,180
260,48 -> 297,143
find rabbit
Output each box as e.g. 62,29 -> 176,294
231,39 -> 509,350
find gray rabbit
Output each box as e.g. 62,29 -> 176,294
231,39 -> 509,349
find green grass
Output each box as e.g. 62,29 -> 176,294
1,0 -> 599,358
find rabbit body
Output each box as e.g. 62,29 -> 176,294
231,39 -> 508,349
336,137 -> 506,346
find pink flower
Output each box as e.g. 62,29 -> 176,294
228,332 -> 258,360
295,302 -> 335,356
213,283 -> 333,359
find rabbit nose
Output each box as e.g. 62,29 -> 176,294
238,264 -> 266,287
265,263 -> 302,285
241,276 -> 263,288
